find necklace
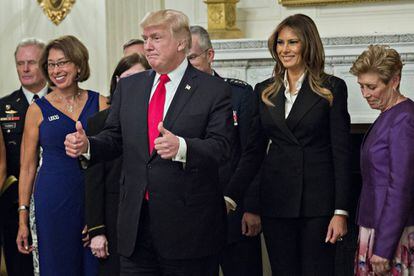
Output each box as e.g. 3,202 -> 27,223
54,90 -> 82,113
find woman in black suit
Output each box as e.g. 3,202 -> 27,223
85,53 -> 150,276
254,14 -> 352,275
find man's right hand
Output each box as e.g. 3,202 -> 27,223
64,121 -> 88,158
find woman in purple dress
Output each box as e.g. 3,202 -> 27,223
16,35 -> 108,276
350,45 -> 414,275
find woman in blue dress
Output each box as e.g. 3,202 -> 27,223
16,35 -> 108,276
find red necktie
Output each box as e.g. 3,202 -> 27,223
146,74 -> 170,200
148,74 -> 170,154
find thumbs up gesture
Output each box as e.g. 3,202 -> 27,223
64,121 -> 89,158
154,122 -> 179,159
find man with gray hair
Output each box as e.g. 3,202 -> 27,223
65,10 -> 233,275
188,25 -> 263,276
0,38 -> 48,276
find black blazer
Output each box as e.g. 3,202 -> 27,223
89,64 -> 233,259
256,76 -> 351,218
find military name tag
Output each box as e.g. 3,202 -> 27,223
1,122 -> 17,129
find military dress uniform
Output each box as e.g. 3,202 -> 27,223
0,87 -> 48,276
215,72 -> 263,276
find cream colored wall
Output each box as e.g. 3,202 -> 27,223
2,1 -> 412,98
165,0 -> 414,38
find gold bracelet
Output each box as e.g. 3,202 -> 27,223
17,205 -> 29,212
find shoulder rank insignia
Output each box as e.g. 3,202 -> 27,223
224,78 -> 249,87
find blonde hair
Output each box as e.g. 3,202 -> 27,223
350,45 -> 403,90
140,9 -> 191,52
262,14 -> 332,106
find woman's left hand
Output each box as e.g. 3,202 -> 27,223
370,254 -> 390,275
325,215 -> 347,244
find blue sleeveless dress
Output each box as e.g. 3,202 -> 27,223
34,91 -> 99,276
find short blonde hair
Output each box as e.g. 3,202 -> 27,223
140,9 -> 191,51
40,35 -> 90,85
350,45 -> 403,88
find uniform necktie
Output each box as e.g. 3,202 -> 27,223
32,94 -> 39,104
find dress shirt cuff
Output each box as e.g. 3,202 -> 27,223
172,136 -> 186,163
81,139 -> 91,160
224,196 -> 237,211
334,209 -> 349,217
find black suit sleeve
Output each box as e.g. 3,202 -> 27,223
89,83 -> 123,163
329,78 -> 352,211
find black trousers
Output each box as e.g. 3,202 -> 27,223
120,201 -> 219,276
262,216 -> 335,276
0,184 -> 34,276
219,235 -> 262,276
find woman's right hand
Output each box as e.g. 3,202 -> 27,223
90,234 -> 109,259
16,223 -> 32,254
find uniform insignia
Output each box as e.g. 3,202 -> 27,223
1,122 -> 17,129
233,110 -> 238,126
5,110 -> 18,115
185,84 -> 191,91
0,116 -> 20,121
16,98 -> 21,102
5,104 -> 11,111
224,78 -> 249,88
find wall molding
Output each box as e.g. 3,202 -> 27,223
212,34 -> 414,123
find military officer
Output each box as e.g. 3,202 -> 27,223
0,38 -> 49,276
188,26 -> 263,276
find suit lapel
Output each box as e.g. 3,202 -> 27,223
266,85 -> 299,145
286,79 -> 322,131
137,70 -> 156,161
163,65 -> 197,130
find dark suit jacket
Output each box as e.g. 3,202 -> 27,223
215,74 -> 260,243
0,88 -> 30,178
255,76 -> 351,218
89,64 -> 233,259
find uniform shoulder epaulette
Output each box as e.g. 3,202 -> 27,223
223,78 -> 250,88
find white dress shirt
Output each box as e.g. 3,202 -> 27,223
150,58 -> 188,163
22,85 -> 48,104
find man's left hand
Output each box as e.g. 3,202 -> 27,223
154,122 -> 179,159
241,212 -> 261,237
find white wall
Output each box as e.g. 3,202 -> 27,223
2,1 -> 413,98
165,0 -> 414,39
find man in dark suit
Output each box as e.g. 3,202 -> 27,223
188,25 -> 262,276
0,38 -> 49,276
65,9 -> 233,276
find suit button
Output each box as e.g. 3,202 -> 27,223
147,164 -> 152,169
7,129 -> 10,133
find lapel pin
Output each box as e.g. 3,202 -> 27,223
185,84 -> 191,91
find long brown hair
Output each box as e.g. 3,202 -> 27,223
262,14 -> 332,106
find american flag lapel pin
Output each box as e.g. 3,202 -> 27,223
185,84 -> 191,91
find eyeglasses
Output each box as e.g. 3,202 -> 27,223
187,49 -> 210,61
47,60 -> 71,70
